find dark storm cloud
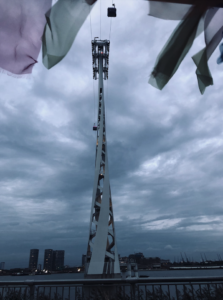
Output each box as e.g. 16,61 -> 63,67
0,0 -> 223,269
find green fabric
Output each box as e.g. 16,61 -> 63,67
149,6 -> 203,90
192,48 -> 213,94
192,8 -> 223,94
42,0 -> 94,69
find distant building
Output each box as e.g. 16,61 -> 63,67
82,254 -> 86,266
152,263 -> 161,268
44,249 -> 54,271
129,253 -> 144,264
37,264 -> 41,271
53,250 -> 65,271
29,249 -> 39,270
64,265 -> 70,269
0,262 -> 5,270
119,256 -> 128,264
161,259 -> 170,264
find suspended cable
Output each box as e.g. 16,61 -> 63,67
106,77 -> 108,125
106,1 -> 115,128
93,80 -> 96,122
90,0 -> 115,125
89,7 -> 96,123
109,18 -> 112,41
100,0 -> 102,39
89,6 -> 93,41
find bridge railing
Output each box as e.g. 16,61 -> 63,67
0,276 -> 223,300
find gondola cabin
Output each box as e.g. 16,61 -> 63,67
107,4 -> 116,17
93,124 -> 97,131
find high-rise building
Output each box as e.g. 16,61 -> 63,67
82,254 -> 86,266
43,249 -> 54,271
53,250 -> 65,271
0,262 -> 5,270
29,249 -> 39,270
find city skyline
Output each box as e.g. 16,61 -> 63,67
2,248 -> 223,270
27,249 -> 65,271
1,0 -> 223,269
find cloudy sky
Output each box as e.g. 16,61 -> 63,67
1,0 -> 223,269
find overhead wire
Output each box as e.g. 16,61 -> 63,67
89,5 -> 93,40
100,0 -> 102,39
109,18 -> 112,41
89,0 -> 114,125
89,6 -> 96,123
106,4 -> 114,127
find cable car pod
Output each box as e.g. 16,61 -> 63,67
93,124 -> 97,131
108,4 -> 116,17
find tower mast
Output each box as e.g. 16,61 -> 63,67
85,39 -> 120,278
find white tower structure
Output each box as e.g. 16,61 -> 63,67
85,39 -> 121,278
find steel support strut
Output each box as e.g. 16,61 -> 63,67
85,40 -> 120,278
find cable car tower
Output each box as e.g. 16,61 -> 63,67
85,39 -> 121,278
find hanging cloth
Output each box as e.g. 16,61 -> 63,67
217,42 -> 223,64
192,8 -> 223,94
0,0 -> 51,76
42,0 -> 95,69
149,1 -> 192,20
149,4 -> 206,90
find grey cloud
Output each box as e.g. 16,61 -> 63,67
0,0 -> 223,269
164,245 -> 173,250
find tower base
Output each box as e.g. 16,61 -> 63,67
84,260 -> 121,279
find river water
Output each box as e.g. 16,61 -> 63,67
1,269 -> 223,282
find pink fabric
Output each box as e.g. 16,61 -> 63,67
0,0 -> 51,75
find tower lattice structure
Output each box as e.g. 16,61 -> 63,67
85,39 -> 120,278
